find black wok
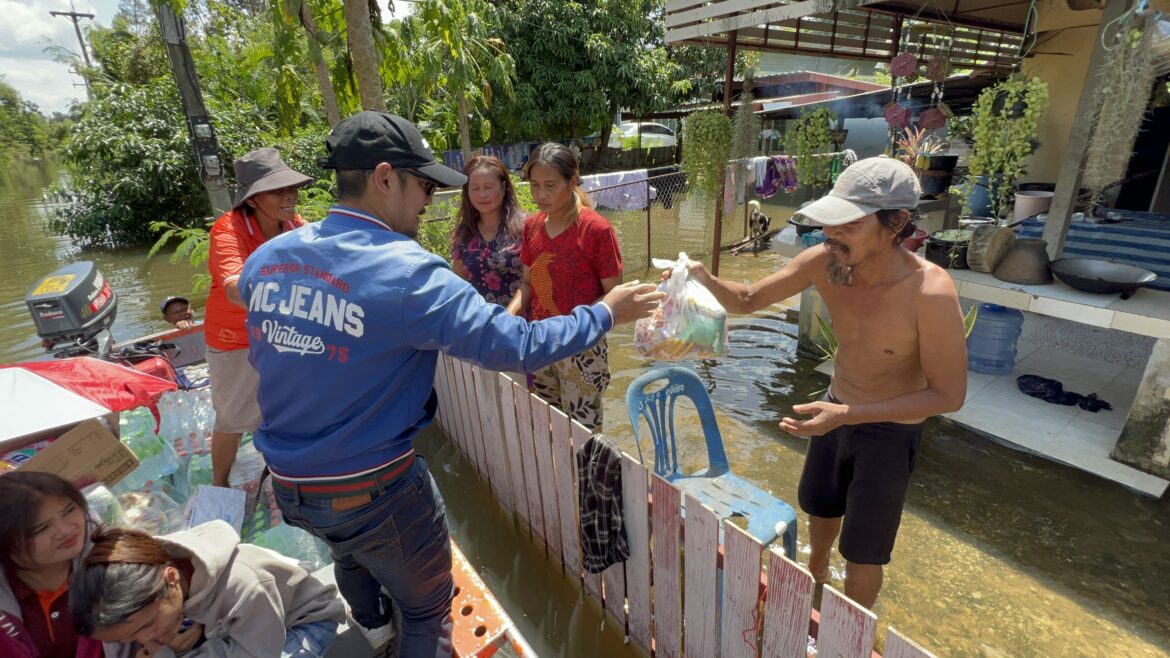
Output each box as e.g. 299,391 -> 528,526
1048,258 -> 1158,299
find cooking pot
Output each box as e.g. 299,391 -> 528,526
1048,258 -> 1158,299
788,216 -> 819,236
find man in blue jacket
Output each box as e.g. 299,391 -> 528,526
238,111 -> 663,658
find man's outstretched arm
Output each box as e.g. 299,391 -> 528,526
685,246 -> 821,314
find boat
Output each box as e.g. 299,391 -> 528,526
11,262 -> 531,658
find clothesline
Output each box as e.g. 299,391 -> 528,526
727,151 -> 849,164
581,168 -> 658,211
729,150 -> 858,203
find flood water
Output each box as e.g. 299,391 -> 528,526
3,171 -> 1169,657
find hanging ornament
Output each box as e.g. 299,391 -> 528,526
890,52 -> 918,78
926,54 -> 951,82
884,102 -> 911,128
938,101 -> 954,119
919,107 -> 947,130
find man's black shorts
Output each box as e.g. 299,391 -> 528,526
797,402 -> 923,566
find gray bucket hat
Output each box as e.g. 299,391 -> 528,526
232,147 -> 314,209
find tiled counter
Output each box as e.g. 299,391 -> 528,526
949,269 -> 1170,339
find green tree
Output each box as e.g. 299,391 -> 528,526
382,15 -> 441,124
0,78 -> 51,173
342,0 -> 386,111
492,0 -> 685,164
49,81 -> 211,247
285,0 -> 345,125
414,0 -> 515,162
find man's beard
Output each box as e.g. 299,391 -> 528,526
825,242 -> 853,286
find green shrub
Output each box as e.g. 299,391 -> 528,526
49,82 -> 211,247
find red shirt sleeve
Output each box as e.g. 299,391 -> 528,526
208,214 -> 248,288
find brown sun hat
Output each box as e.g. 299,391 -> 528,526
232,147 -> 314,209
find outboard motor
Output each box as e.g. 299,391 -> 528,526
25,261 -> 118,358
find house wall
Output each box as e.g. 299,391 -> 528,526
1021,25 -> 1097,184
1023,0 -> 1170,183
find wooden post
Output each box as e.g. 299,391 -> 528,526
1042,0 -> 1132,258
646,178 -> 653,269
711,29 -> 738,276
1150,141 -> 1170,213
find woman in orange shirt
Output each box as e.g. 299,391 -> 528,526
205,148 -> 312,487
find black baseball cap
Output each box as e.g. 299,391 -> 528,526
160,296 -> 189,314
318,111 -> 467,188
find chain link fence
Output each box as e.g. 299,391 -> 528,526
589,170 -> 770,274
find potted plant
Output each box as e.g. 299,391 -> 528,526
681,110 -> 732,198
793,107 -> 836,194
924,228 -> 974,269
894,127 -> 953,197
963,75 -> 1049,221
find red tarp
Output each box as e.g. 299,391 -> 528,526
0,357 -> 177,418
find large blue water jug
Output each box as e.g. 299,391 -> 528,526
966,303 -> 1025,374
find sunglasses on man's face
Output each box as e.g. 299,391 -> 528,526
398,168 -> 436,197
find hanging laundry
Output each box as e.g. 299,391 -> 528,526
581,169 -> 656,210
577,434 -> 630,573
774,156 -> 798,194
724,164 -> 737,210
757,157 -> 780,198
753,156 -> 769,191
617,169 -> 656,210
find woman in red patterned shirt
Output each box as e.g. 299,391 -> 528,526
506,143 -> 623,431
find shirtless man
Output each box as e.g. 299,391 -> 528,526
683,157 -> 967,608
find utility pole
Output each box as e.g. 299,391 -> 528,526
49,5 -> 94,96
155,4 -> 232,215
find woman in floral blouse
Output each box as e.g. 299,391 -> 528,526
451,155 -> 525,306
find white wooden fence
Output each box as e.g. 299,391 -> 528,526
433,354 -> 936,658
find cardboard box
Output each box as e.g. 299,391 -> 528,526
20,419 -> 139,487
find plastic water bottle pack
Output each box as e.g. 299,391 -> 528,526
157,389 -> 216,456
117,408 -> 181,492
251,523 -> 333,572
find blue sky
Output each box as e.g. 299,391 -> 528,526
0,0 -> 416,116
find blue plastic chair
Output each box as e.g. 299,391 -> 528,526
626,367 -> 798,558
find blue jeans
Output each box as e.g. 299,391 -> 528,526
274,457 -> 454,658
282,620 -> 339,658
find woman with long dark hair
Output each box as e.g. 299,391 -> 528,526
451,155 -> 525,306
506,143 -> 624,431
0,472 -> 104,658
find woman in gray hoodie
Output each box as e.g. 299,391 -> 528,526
69,520 -> 345,658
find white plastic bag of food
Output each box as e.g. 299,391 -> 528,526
634,252 -> 728,361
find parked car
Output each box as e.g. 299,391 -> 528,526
586,122 -> 678,150
616,122 -> 677,148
